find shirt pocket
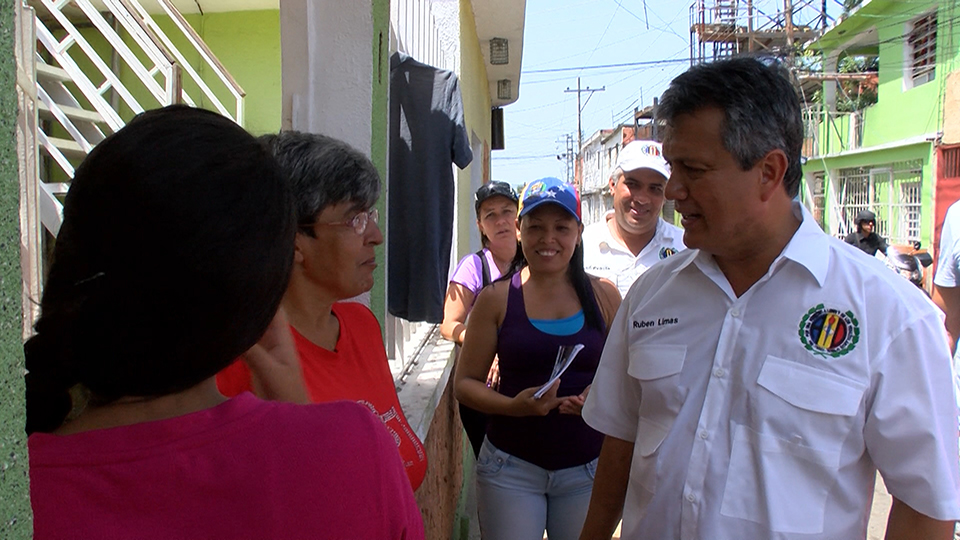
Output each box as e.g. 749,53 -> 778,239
627,343 -> 688,497
720,355 -> 867,534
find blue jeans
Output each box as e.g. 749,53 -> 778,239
476,438 -> 597,540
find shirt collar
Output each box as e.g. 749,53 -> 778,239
672,202 -> 829,288
779,202 -> 829,287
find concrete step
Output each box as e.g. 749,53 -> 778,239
45,136 -> 86,158
39,100 -> 103,124
36,63 -> 71,83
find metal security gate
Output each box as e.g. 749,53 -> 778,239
835,160 -> 923,245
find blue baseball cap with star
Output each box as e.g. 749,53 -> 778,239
517,177 -> 581,223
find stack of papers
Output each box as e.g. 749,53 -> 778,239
533,344 -> 586,399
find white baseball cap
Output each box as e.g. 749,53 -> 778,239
614,140 -> 670,180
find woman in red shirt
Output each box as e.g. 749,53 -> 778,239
218,131 -> 427,490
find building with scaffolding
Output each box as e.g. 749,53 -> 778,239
689,0 -> 827,63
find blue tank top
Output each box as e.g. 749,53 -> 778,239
487,272 -> 606,470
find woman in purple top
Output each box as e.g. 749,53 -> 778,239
442,181 -> 521,457
454,177 -> 621,540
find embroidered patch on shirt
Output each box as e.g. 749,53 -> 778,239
798,304 -> 860,358
659,247 -> 678,259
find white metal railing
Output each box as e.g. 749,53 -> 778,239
833,161 -> 924,244
387,0 -> 457,377
26,0 -> 245,237
120,0 -> 245,123
18,0 -> 245,331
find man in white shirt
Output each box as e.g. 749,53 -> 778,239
583,140 -> 686,297
579,57 -> 960,540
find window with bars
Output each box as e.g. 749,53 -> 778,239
835,160 -> 923,245
942,146 -> 960,179
907,11 -> 937,88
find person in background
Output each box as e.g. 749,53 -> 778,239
844,209 -> 888,256
26,106 -> 424,540
580,57 -> 960,540
455,177 -> 620,540
217,131 -> 427,491
583,140 -> 685,297
933,199 -> 960,398
442,181 -> 521,458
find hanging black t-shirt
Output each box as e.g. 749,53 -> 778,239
388,52 -> 473,323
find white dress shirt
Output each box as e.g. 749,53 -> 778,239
584,203 -> 960,540
583,213 -> 686,298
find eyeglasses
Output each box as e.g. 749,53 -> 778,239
300,208 -> 379,236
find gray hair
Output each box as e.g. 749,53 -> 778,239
259,131 -> 381,225
658,57 -> 803,198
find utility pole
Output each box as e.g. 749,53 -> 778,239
564,77 -> 605,187
555,134 -> 576,184
785,0 -> 795,58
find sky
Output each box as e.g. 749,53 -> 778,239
492,0 -> 842,188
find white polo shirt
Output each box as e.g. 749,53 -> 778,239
583,203 -> 960,540
583,212 -> 686,298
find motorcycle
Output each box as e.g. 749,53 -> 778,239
881,241 -> 934,292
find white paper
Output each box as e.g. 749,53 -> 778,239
534,344 -> 585,399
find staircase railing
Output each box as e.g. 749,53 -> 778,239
119,0 -> 245,124
27,0 -> 245,237
17,0 -> 245,333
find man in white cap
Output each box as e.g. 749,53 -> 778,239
583,140 -> 686,297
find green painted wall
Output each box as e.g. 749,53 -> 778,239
812,0 -> 960,149
70,10 -> 281,134
0,0 -> 32,536
371,0 -> 389,325
176,10 -> 282,135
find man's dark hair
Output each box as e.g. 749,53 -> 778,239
658,57 -> 804,198
260,131 -> 381,230
25,106 -> 296,433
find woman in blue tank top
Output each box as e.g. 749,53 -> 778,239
454,177 -> 621,540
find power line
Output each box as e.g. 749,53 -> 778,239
523,57 -> 690,74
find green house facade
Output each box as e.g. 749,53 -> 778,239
802,0 -> 960,251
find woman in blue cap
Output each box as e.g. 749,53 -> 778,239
454,177 -> 621,540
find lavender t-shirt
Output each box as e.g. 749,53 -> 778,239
450,248 -> 502,304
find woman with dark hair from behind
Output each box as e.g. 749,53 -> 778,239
454,177 -> 621,540
25,106 -> 424,540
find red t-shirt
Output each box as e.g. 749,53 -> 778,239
218,302 -> 427,490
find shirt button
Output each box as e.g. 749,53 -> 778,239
686,493 -> 697,503
699,430 -> 708,440
713,368 -> 725,377
731,308 -> 741,318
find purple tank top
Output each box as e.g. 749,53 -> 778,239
486,272 -> 606,470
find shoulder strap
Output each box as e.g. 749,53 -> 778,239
476,250 -> 492,288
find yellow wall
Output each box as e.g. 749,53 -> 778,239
455,0 -> 492,259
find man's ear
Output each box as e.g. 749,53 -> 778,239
758,149 -> 789,202
609,176 -> 617,195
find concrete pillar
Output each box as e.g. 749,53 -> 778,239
279,0 -> 390,320
823,51 -> 839,113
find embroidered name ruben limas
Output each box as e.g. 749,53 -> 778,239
633,317 -> 678,329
